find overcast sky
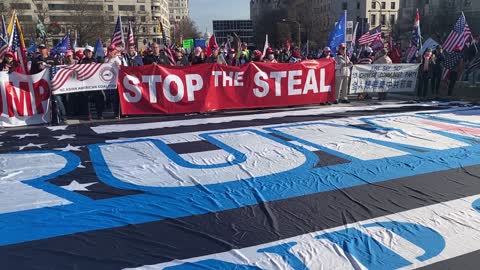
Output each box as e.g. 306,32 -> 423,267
189,0 -> 250,34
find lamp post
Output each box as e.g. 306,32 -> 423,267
281,18 -> 301,48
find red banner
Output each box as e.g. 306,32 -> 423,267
118,60 -> 336,115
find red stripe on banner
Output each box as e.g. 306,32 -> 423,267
52,70 -> 74,89
118,60 -> 336,115
77,63 -> 102,80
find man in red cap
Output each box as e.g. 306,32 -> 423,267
205,45 -> 226,64
264,48 -> 277,63
0,52 -> 19,73
252,50 -> 263,62
225,48 -> 237,66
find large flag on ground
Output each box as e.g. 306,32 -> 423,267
328,11 -> 346,55
359,25 -> 382,46
110,16 -> 124,48
50,34 -> 71,56
127,21 -> 134,45
442,13 -> 471,79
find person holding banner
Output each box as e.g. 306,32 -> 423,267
0,52 -> 19,73
419,48 -> 436,98
205,45 -> 227,65
432,45 -> 445,96
320,47 -> 332,59
225,48 -> 238,66
105,44 -> 126,119
334,43 -> 352,104
264,48 -> 277,63
31,44 -> 58,74
373,49 -> 393,64
174,47 -> 189,66
191,46 -> 205,65
143,42 -> 170,66
124,43 -> 143,67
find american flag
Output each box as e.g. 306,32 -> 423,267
443,13 -> 471,53
442,13 -> 471,79
50,63 -> 103,91
411,9 -> 421,47
0,36 -> 7,59
158,20 -> 175,66
110,16 -> 124,48
8,17 -> 21,53
127,22 -> 134,46
358,25 -> 382,45
1,15 -> 7,40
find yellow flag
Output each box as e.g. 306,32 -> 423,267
6,10 -> 26,48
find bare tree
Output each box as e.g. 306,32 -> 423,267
172,17 -> 201,45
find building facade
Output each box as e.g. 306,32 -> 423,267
397,0 -> 479,45
250,0 -> 400,48
168,0 -> 188,24
212,20 -> 254,46
0,0 -> 171,49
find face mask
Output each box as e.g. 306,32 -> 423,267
268,54 -> 274,60
229,54 -> 235,58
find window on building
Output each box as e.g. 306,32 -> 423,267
141,16 -> 146,22
140,5 -> 145,11
390,14 -> 395,25
381,2 -> 386,9
391,2 -> 396,9
108,5 -> 113,11
17,15 -> 33,21
357,2 -> 360,9
118,5 -> 135,11
342,2 -> 347,10
371,2 -> 376,9
371,14 -> 376,25
381,14 -> 386,25
10,3 -> 31,9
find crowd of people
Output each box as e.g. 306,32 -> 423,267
0,37 -> 478,123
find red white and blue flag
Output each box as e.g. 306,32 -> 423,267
0,36 -> 7,59
50,63 -> 103,91
442,13 -> 472,79
127,22 -> 135,46
411,9 -> 421,47
110,16 -> 125,48
358,25 -> 382,45
158,20 -> 175,66
0,15 -> 7,40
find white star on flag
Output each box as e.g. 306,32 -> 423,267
54,144 -> 82,152
53,134 -> 76,141
14,133 -> 39,139
0,131 -> 6,136
78,163 -> 86,169
19,143 -> 46,150
0,142 -> 3,147
61,180 -> 96,192
47,125 -> 69,131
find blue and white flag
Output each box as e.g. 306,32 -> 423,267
328,10 -> 346,55
50,34 -> 71,56
94,38 -> 105,59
